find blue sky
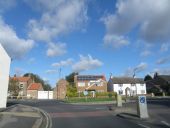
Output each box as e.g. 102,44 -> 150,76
0,0 -> 170,87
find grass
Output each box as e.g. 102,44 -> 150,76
64,97 -> 116,103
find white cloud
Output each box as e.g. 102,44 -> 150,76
45,70 -> 57,74
124,62 -> 148,77
0,17 -> 34,59
153,68 -> 170,75
27,0 -> 88,42
160,43 -> 170,52
103,34 -> 129,48
46,42 -> 67,57
14,67 -> 25,76
140,50 -> 152,57
72,55 -> 103,72
0,0 -> 17,13
28,57 -> 35,64
156,56 -> 170,65
52,58 -> 73,67
102,0 -> 170,45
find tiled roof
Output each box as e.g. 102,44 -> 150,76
159,75 -> 170,82
27,83 -> 42,90
10,77 -> 31,82
110,77 -> 145,84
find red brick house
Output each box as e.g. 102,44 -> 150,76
27,83 -> 44,99
53,79 -> 68,99
9,76 -> 32,97
74,75 -> 107,95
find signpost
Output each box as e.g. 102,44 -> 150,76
137,96 -> 149,118
83,91 -> 88,101
116,94 -> 122,107
0,43 -> 11,108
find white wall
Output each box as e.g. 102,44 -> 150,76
113,83 -> 146,96
38,91 -> 53,99
0,44 -> 11,108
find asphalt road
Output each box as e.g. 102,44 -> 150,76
7,98 -> 170,128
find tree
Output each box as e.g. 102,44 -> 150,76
23,73 -> 52,91
65,72 -> 78,84
65,72 -> 78,97
144,74 -> 153,81
8,79 -> 19,96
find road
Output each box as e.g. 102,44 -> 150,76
7,98 -> 170,128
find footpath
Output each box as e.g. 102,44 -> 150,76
111,102 -> 170,127
0,104 -> 51,128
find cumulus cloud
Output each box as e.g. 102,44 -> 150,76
45,69 -> 57,74
124,62 -> 148,76
103,34 -> 129,48
140,50 -> 152,57
160,43 -> 170,52
153,68 -> 170,75
52,58 -> 73,67
27,0 -> 88,42
72,55 -> 103,72
102,0 -> 170,48
14,67 -> 25,76
27,57 -> 35,64
0,0 -> 17,13
156,56 -> 170,65
0,17 -> 34,59
46,42 -> 67,57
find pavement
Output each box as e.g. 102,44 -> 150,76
0,104 -> 52,128
110,102 -> 170,128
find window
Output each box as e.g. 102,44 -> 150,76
118,84 -> 123,87
140,84 -> 144,86
141,90 -> 145,94
19,84 -> 23,89
131,84 -> 135,87
118,90 -> 123,95
78,82 -> 85,87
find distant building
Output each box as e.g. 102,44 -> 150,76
107,77 -> 146,96
74,75 -> 107,94
9,76 -> 32,97
27,83 -> 44,99
53,79 -> 68,99
146,74 -> 170,94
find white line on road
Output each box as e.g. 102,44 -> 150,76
138,123 -> 150,128
161,121 -> 170,127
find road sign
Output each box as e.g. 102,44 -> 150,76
139,96 -> 146,104
83,91 -> 88,96
137,96 -> 149,118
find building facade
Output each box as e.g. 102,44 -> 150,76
27,83 -> 44,99
74,75 -> 107,94
0,43 -> 11,108
9,76 -> 32,97
53,79 -> 68,99
108,77 -> 146,96
146,74 -> 170,94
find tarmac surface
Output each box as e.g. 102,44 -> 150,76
0,97 -> 170,128
0,104 -> 51,128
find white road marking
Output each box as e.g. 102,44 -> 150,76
138,123 -> 150,128
161,121 -> 170,127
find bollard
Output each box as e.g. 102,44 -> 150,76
116,94 -> 122,107
137,96 -> 149,118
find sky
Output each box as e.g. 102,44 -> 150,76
1,0 -> 170,87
